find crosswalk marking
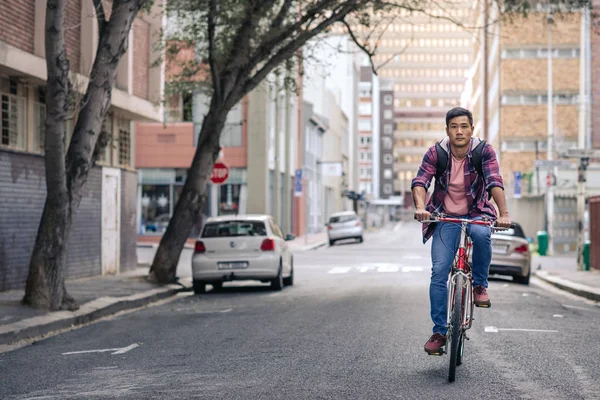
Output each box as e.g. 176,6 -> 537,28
327,265 -> 424,274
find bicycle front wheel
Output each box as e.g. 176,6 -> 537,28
448,274 -> 464,383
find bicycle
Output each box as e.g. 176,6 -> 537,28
420,213 -> 509,383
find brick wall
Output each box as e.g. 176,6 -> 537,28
501,105 -> 578,138
501,59 -> 579,92
65,0 -> 82,73
501,13 -> 580,47
120,169 -> 138,272
0,150 -> 102,291
0,0 -> 35,52
133,18 -> 149,100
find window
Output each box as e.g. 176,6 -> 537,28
117,117 -> 131,167
359,102 -> 372,115
383,183 -> 393,195
202,221 -> 267,238
359,119 -> 372,131
384,169 -> 393,179
502,47 -> 580,59
382,137 -> 393,150
0,78 -> 26,150
383,95 -> 393,105
383,154 -> 393,164
383,109 -> 393,120
383,124 -> 393,135
34,87 -> 46,153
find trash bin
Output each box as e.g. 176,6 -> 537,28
537,231 -> 549,256
583,240 -> 590,271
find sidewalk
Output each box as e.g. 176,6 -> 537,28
532,255 -> 600,302
0,267 -> 191,346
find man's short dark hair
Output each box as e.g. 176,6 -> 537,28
446,107 -> 473,127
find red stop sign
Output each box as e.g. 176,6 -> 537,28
210,161 -> 229,184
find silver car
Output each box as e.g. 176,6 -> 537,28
327,211 -> 363,246
488,222 -> 531,285
191,215 -> 294,293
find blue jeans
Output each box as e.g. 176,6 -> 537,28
429,216 -> 492,335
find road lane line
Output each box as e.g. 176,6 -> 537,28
62,343 -> 140,355
485,326 -> 558,333
328,267 -> 352,274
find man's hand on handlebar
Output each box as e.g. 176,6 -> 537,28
414,208 -> 431,222
495,214 -> 511,229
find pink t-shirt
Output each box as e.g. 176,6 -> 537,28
443,155 -> 469,216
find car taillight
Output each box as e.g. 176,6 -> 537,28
355,221 -> 361,227
515,244 -> 528,253
328,225 -> 333,230
261,238 -> 275,251
194,240 -> 206,253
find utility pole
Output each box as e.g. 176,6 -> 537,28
274,73 -> 282,225
576,157 -> 589,271
546,11 -> 555,256
282,69 -> 291,235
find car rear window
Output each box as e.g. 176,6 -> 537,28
202,221 -> 267,238
329,215 -> 357,223
494,224 -> 526,239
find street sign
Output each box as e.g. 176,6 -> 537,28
563,148 -> 600,159
513,172 -> 522,198
210,161 -> 229,184
534,160 -> 572,168
294,169 -> 303,197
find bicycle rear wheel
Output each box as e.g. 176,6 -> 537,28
448,274 -> 464,383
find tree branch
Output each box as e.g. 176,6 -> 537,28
241,3 -> 359,100
271,0 -> 294,30
341,18 -> 377,75
93,0 -> 106,37
207,0 -> 221,101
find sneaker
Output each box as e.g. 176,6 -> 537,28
474,286 -> 491,307
424,333 -> 446,354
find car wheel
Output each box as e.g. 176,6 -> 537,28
329,239 -> 335,246
271,263 -> 284,291
283,259 -> 294,286
514,271 -> 530,285
193,280 -> 206,294
358,236 -> 363,243
211,281 -> 223,291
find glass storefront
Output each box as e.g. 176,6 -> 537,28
138,168 -> 247,237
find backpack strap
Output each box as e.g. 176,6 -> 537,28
434,141 -> 448,180
471,139 -> 486,178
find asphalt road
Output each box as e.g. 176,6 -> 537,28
2,223 -> 600,399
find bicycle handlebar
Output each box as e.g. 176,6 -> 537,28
416,213 -> 515,230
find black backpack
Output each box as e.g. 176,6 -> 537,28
435,139 -> 486,181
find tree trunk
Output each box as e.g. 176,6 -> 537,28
23,0 -> 147,310
150,109 -> 227,283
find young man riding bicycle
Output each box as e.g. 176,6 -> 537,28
411,107 -> 511,355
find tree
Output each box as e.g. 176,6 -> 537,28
22,0 -> 153,310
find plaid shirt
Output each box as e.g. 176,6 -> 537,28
411,138 -> 504,243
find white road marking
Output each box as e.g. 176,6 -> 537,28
377,265 -> 399,273
358,266 -> 376,273
502,284 -> 509,288
522,293 -> 529,297
553,314 -> 564,318
402,266 -> 423,272
484,326 -> 558,333
328,267 -> 352,274
62,343 -> 140,356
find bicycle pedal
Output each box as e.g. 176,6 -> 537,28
427,350 -> 445,356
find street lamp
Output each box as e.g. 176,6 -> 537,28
546,10 -> 555,256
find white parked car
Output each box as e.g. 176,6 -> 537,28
191,215 -> 294,294
327,211 -> 363,246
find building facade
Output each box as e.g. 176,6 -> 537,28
0,1 -> 163,291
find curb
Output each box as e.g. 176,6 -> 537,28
304,240 -> 328,251
533,270 -> 600,302
0,283 -> 189,346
